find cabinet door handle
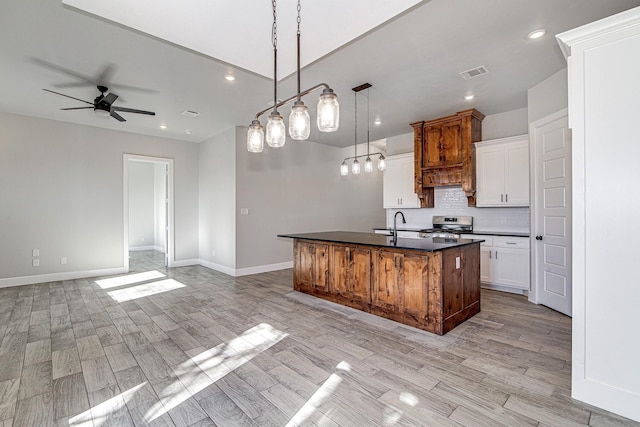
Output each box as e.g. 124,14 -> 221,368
495,250 -> 498,259
501,194 -> 504,202
489,251 -> 492,259
505,194 -> 508,203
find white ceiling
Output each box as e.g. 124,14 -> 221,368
1,0 -> 639,147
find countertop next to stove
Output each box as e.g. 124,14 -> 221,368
277,231 -> 483,252
372,227 -> 529,238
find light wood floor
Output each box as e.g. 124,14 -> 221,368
0,251 -> 637,427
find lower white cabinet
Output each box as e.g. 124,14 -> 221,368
473,235 -> 530,293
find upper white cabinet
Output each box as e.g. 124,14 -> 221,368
475,135 -> 530,207
383,153 -> 420,208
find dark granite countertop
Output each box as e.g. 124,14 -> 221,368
277,231 -> 483,252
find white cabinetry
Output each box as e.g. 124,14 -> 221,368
383,153 -> 420,208
476,135 -> 530,207
472,234 -> 530,294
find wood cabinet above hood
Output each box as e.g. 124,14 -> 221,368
411,109 -> 484,208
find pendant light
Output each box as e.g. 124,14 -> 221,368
247,0 -> 339,152
339,83 -> 386,176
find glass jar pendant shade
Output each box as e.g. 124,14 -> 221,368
317,88 -> 339,132
365,156 -> 373,173
247,120 -> 265,153
289,100 -> 310,140
266,111 -> 286,148
378,154 -> 387,171
352,159 -> 361,175
340,161 -> 349,176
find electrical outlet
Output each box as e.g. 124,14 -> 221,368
32,249 -> 39,257
240,208 -> 249,215
32,259 -> 40,267
60,257 -> 67,265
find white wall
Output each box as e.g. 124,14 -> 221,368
559,7 -> 640,422
198,127 -> 236,271
0,112 -> 199,285
235,128 -> 385,271
528,68 -> 568,124
128,161 -> 155,249
384,109 -> 530,232
153,163 -> 166,252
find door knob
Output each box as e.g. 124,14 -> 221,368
536,235 -> 543,240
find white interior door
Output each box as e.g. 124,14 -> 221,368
164,164 -> 169,268
530,110 -> 572,316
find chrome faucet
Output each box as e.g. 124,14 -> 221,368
392,211 -> 406,245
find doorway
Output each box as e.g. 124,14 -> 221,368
123,154 -> 174,271
529,109 -> 572,316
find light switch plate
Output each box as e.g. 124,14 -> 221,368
32,249 -> 39,257
240,208 -> 249,215
456,256 -> 461,269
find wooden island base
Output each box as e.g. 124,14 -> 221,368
292,239 -> 481,335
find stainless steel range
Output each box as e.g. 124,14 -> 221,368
419,216 -> 473,238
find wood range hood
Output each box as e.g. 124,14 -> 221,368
411,108 -> 485,208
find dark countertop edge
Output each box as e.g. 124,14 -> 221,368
277,231 -> 483,253
372,227 -> 530,238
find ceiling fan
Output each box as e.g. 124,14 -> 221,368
43,85 -> 155,122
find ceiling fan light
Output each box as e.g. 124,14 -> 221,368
317,88 -> 339,132
340,161 -> 349,176
247,120 -> 265,153
377,154 -> 387,171
289,100 -> 310,140
266,111 -> 286,148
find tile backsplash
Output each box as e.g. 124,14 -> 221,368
386,186 -> 530,233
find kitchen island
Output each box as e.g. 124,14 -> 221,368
277,231 -> 482,335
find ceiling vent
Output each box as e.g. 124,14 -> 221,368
181,110 -> 200,117
458,65 -> 489,80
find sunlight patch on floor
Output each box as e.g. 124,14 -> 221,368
144,323 -> 288,423
107,278 -> 185,302
286,361 -> 351,426
95,270 -> 166,289
69,383 -> 146,426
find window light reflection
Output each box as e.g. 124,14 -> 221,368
95,270 -> 166,289
107,278 -> 185,302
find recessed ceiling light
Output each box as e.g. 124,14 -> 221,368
224,74 -> 235,81
464,94 -> 475,101
160,125 -> 167,129
528,29 -> 546,40
185,130 -> 192,134
374,119 -> 382,125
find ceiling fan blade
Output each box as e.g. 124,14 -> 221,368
103,93 -> 118,106
108,82 -> 158,94
43,89 -> 93,105
110,111 -> 126,122
32,58 -> 95,86
96,64 -> 116,86
112,107 -> 155,116
61,107 -> 94,110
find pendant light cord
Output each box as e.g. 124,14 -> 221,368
367,87 -> 370,156
354,91 -> 358,157
296,0 -> 301,101
272,0 -> 278,113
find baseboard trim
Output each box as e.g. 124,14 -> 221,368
129,246 -> 156,252
170,259 -> 199,268
235,261 -> 293,277
197,260 -> 293,277
0,267 -> 128,288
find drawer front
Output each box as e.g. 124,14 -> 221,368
422,169 -> 462,187
493,236 -> 529,249
469,235 -> 493,247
